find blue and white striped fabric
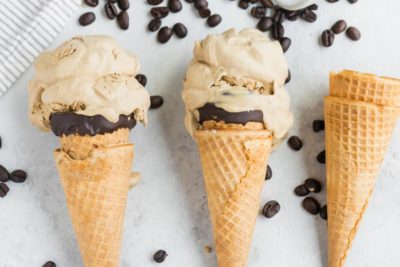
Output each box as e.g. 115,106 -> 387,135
0,0 -> 80,97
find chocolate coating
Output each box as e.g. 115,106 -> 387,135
50,112 -> 136,136
198,103 -> 263,125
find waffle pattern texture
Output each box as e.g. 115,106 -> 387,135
195,129 -> 272,267
54,129 -> 134,267
326,70 -> 400,267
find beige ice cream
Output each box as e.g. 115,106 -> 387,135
29,35 -> 150,131
182,28 -> 293,145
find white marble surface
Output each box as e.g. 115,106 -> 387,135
1,1 -> 400,266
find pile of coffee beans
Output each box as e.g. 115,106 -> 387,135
79,0 -> 131,30
153,249 -> 168,263
321,19 -> 361,47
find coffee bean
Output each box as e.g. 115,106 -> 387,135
135,74 -> 147,86
273,10 -> 285,24
294,185 -> 310,197
109,0 -> 118,2
198,7 -> 211,18
321,29 -> 335,47
260,0 -> 274,8
157,27 -> 173,43
346,26 -> 361,41
320,205 -> 328,220
279,37 -> 291,53
150,96 -> 164,109
0,183 -> 9,198
285,70 -> 291,84
79,12 -> 96,26
84,0 -> 98,7
105,3 -> 118,20
262,200 -> 280,218
0,164 -> 10,183
194,0 -> 208,9
0,136 -> 2,149
265,165 -> 272,180
150,7 -> 170,18
248,0 -> 258,3
148,18 -> 162,32
118,0 -> 130,10
238,1 -> 249,9
257,17 -> 273,32
42,261 -> 56,267
331,20 -> 347,34
207,14 -> 222,27
287,136 -> 303,151
317,150 -> 326,164
10,170 -> 27,183
305,178 -> 322,193
185,0 -> 194,2
313,120 -> 325,132
154,250 -> 168,263
117,11 -> 129,30
168,0 -> 182,13
285,11 -> 299,21
271,23 -> 284,40
326,0 -> 339,2
251,6 -> 266,19
307,4 -> 318,10
148,0 -> 164,5
348,0 -> 358,3
302,197 -> 321,215
300,9 -> 317,23
173,23 -> 188,38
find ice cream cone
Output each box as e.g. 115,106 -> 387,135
54,129 -> 134,267
195,122 -> 272,267
325,96 -> 400,267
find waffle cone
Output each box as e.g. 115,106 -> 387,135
325,96 -> 400,267
54,129 -> 134,267
195,126 -> 272,267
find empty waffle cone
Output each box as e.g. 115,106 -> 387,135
195,122 -> 272,267
325,96 -> 400,267
54,128 -> 134,267
329,70 -> 400,107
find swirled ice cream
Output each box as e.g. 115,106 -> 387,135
29,35 -> 150,136
182,28 -> 293,145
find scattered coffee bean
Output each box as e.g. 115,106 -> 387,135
0,136 -> 2,149
302,197 -> 321,215
118,0 -> 130,10
257,17 -> 273,32
273,10 -> 285,24
321,29 -> 335,47
0,165 -> 10,183
305,178 -> 322,193
185,0 -> 194,2
150,7 -> 170,19
251,6 -> 266,19
285,11 -> 299,21
0,183 -> 9,198
320,205 -> 328,220
294,185 -> 310,197
10,170 -> 27,183
260,0 -> 274,8
168,0 -> 182,13
279,37 -> 291,53
326,0 -> 339,2
157,27 -> 173,43
84,0 -> 98,7
271,23 -> 284,40
238,1 -> 249,9
150,95 -> 164,109
148,0 -> 164,5
285,70 -> 291,84
287,136 -> 303,151
173,23 -> 188,38
135,74 -> 147,87
194,0 -> 208,9
154,250 -> 168,263
262,200 -> 280,218
313,120 -> 325,132
79,12 -> 96,26
300,9 -> 317,23
42,261 -> 56,267
117,11 -> 129,30
265,165 -> 272,180
307,4 -> 318,10
104,2 -> 118,20
198,7 -> 211,18
317,150 -> 326,164
207,14 -> 222,27
331,20 -> 347,34
347,0 -> 358,3
148,18 -> 162,32
109,0 -> 118,2
346,26 -> 361,41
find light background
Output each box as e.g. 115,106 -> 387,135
0,0 -> 400,266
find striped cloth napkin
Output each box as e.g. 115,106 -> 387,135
0,0 -> 80,97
